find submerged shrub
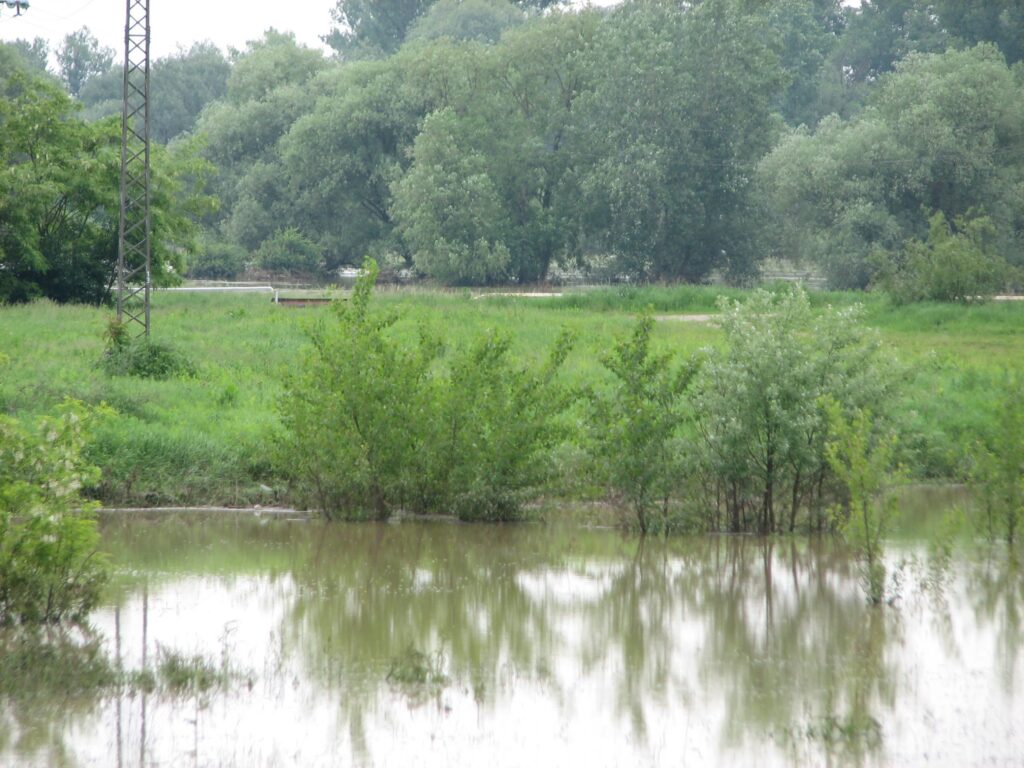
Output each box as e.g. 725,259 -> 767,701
278,259 -> 439,519
278,258 -> 573,521
971,372 -> 1024,544
825,401 -> 901,605
0,403 -> 109,626
429,328 -> 574,521
587,312 -> 699,533
693,287 -> 898,534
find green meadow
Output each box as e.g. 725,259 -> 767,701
2,286 -> 1021,508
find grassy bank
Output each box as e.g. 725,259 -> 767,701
1,286 -> 1021,508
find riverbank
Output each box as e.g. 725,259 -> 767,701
2,286 -> 1021,511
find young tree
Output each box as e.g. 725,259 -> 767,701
825,401 -> 900,605
0,403 -> 109,626
588,313 -> 699,533
277,260 -> 438,519
972,374 -> 1024,545
56,27 -> 115,97
694,288 -> 896,533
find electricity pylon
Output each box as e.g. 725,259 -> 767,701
117,0 -> 152,336
0,0 -> 29,17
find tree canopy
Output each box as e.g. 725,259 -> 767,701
5,0 -> 1024,295
0,49 -> 213,304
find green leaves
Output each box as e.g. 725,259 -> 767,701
0,403 -> 109,625
760,44 -> 1024,289
278,259 -> 574,520
572,0 -> 785,281
824,400 -> 900,604
874,211 -> 1016,303
693,287 -> 897,533
587,312 -> 698,533
0,53 -> 211,304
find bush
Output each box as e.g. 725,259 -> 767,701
0,403 -> 109,626
587,312 -> 699,533
101,318 -> 196,379
693,287 -> 899,533
254,228 -> 322,275
825,401 -> 900,605
430,329 -> 574,521
188,240 -> 249,280
278,258 -> 574,520
971,372 -> 1024,544
278,259 -> 439,519
874,212 -> 1015,304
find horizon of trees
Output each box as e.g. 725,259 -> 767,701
3,0 -> 1023,303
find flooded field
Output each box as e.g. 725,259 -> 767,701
3,511 -> 1022,767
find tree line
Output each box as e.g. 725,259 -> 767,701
3,0 -> 1024,302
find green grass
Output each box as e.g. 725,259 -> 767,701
2,287 -> 1022,506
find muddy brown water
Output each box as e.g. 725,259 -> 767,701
3,508 -> 1021,767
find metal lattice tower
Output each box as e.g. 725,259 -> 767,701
1,1 -> 30,17
117,0 -> 152,336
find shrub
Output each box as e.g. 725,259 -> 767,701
825,401 -> 900,605
278,259 -> 439,519
430,329 -> 574,521
0,403 -> 109,626
101,318 -> 196,379
874,212 -> 1015,304
971,373 -> 1024,544
254,228 -> 322,275
278,258 -> 574,520
693,287 -> 898,533
587,312 -> 699,533
188,240 -> 249,280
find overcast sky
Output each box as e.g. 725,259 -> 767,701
0,0 -> 338,61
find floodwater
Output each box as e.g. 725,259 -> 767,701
3,510 -> 1022,767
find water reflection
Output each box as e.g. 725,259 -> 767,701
2,513 -> 1021,767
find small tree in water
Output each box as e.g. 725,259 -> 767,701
824,401 -> 900,605
694,287 -> 897,533
0,402 -> 109,625
588,312 -> 699,533
971,373 -> 1024,545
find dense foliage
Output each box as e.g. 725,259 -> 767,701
693,288 -> 897,533
277,260 -> 573,520
6,0 -> 1024,293
0,403 -> 108,625
0,49 -> 213,305
587,313 -> 698,533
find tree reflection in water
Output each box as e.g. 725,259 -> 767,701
5,513 -> 1019,768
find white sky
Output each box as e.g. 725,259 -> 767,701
0,0 -> 337,61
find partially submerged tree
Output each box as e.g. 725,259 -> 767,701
972,374 -> 1024,545
587,313 -> 699,533
0,403 -> 109,626
825,401 -> 900,605
694,287 -> 897,533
